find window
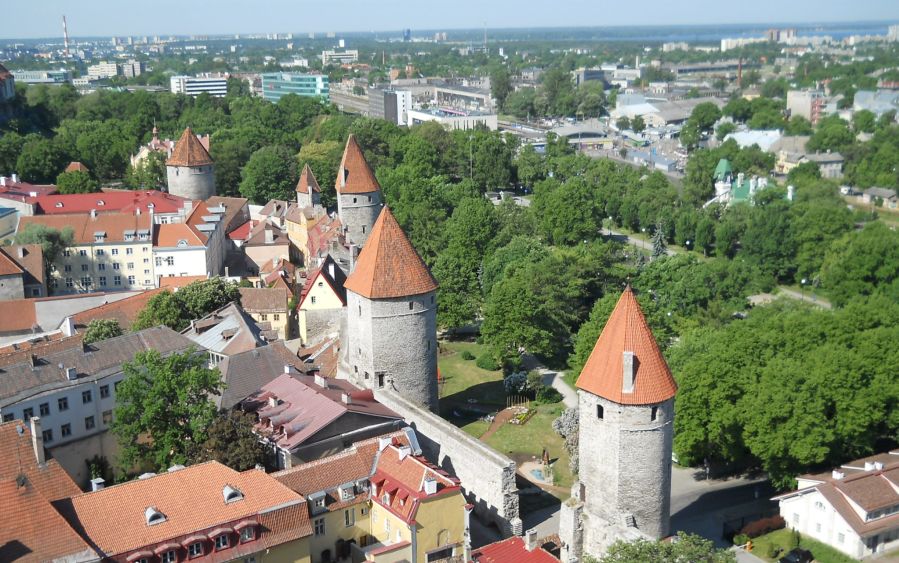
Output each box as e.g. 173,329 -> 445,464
81,276 -> 92,287
96,249 -> 105,256
102,410 -> 112,425
318,281 -> 323,287
65,277 -> 73,287
597,404 -> 604,419
314,497 -> 326,509
61,423 -> 71,437
815,522 -> 822,533
22,407 -> 33,420
651,406 -> 658,421
260,314 -> 268,321
2,413 -> 12,422
39,403 -> 50,416
114,276 -> 121,286
143,258 -> 149,264
81,264 -> 88,271
409,301 -> 414,310
345,508 -> 355,527
112,262 -> 120,270
98,263 -> 106,271
165,256 -> 174,266
161,551 -> 177,563
63,250 -> 72,257
215,534 -> 230,550
155,257 -> 162,267
314,518 -> 325,536
79,249 -> 87,256
58,397 -> 69,411
82,390 -> 92,404
273,314 -> 280,321
99,276 -> 107,286
384,517 -> 390,533
362,225 -> 366,233
144,269 -> 150,275
377,373 -> 385,388
111,248 -> 119,256
127,262 -> 134,270
128,275 -> 136,285
50,279 -> 58,288
64,264 -> 72,272
85,416 -> 95,430
126,248 -> 134,255
240,527 -> 255,542
311,296 -> 317,304
42,429 -> 53,443
793,513 -> 800,524
100,385 -> 110,399
188,542 -> 203,558
837,533 -> 845,543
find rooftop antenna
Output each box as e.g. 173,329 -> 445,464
62,15 -> 70,57
483,22 -> 487,53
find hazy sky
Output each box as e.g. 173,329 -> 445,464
5,0 -> 898,39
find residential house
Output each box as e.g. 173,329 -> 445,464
0,244 -> 45,300
54,461 -> 314,563
862,187 -> 898,210
0,326 -> 196,486
18,210 -> 155,294
772,136 -> 844,178
244,220 -> 292,274
773,450 -> 899,559
182,301 -> 269,368
239,286 -> 291,340
471,533 -> 560,563
152,200 -> 227,279
205,195 -> 251,235
215,341 -> 306,409
32,190 -> 189,224
0,175 -> 57,216
298,255 -> 347,345
243,372 -> 403,468
66,288 -> 165,332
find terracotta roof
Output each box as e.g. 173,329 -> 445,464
0,420 -> 82,502
0,246 -> 24,276
70,288 -> 165,331
0,182 -> 57,205
575,286 -> 677,405
153,222 -> 206,248
239,287 -> 288,314
306,214 -> 343,261
34,189 -> 187,216
335,135 -> 381,195
0,331 -> 66,356
297,337 -> 340,379
166,127 -> 214,167
18,211 -> 152,245
344,207 -> 437,299
228,220 -> 253,241
0,299 -> 37,334
0,479 -> 98,563
296,164 -> 321,194
64,161 -> 89,174
54,461 -> 309,557
472,536 -> 559,563
159,275 -> 208,289
3,244 -> 44,287
370,444 -> 460,525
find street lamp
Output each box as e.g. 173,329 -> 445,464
685,239 -> 691,251
641,227 -> 647,251
608,216 -> 613,237
801,278 -> 808,301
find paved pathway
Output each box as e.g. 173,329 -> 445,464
479,408 -> 515,441
521,353 -> 577,409
776,286 -> 832,309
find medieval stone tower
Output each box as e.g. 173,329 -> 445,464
166,127 -> 216,200
296,164 -> 322,208
562,286 -> 678,559
341,206 -> 439,413
335,135 -> 382,246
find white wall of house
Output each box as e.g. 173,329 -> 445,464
153,246 -> 208,278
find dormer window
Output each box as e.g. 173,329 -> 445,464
340,485 -> 355,500
223,484 -> 244,503
240,526 -> 255,543
177,239 -> 188,247
214,534 -> 229,550
97,200 -> 105,206
382,493 -> 390,504
314,497 -> 326,509
187,542 -> 203,558
55,202 -> 63,208
145,506 -> 166,525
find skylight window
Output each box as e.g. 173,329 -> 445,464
223,484 -> 244,503
145,506 -> 166,525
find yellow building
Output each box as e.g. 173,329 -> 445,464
275,430 -> 467,563
286,165 -> 326,266
18,210 -> 156,294
298,255 -> 347,344
239,286 -> 291,340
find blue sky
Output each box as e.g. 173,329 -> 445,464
4,0 -> 898,39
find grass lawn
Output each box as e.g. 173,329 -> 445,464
751,529 -> 858,563
483,402 -> 574,494
438,341 -> 505,407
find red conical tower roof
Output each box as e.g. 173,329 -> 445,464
575,287 -> 677,405
166,127 -> 213,167
344,207 -> 437,299
335,135 -> 380,195
296,164 -> 321,194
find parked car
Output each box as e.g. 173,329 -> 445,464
779,548 -> 813,563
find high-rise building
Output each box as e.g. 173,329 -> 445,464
260,72 -> 329,102
787,89 -> 826,125
321,49 -> 359,66
169,75 -> 228,97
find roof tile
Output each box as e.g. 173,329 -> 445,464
166,127 -> 214,167
296,164 -> 321,194
335,135 -> 381,195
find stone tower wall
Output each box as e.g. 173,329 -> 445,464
166,165 -> 216,200
578,390 -> 674,545
296,190 -> 321,209
345,290 -> 438,412
337,191 -> 381,246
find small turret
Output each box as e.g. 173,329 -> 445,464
296,164 -> 321,208
166,127 -> 215,200
335,135 -> 382,247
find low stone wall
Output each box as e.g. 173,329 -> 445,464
374,389 -> 521,536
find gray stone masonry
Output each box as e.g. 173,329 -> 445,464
166,164 -> 216,200
345,290 -> 438,413
578,390 -> 674,553
559,493 -> 585,563
0,273 -> 24,300
374,389 -> 521,537
337,191 -> 381,247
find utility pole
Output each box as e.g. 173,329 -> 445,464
62,15 -> 70,57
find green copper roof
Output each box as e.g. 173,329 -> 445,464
714,159 -> 733,182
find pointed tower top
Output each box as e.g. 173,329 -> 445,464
296,164 -> 321,194
344,207 -> 438,299
335,135 -> 381,195
166,127 -> 214,167
575,286 -> 677,405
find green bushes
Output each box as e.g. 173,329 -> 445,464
460,350 -> 475,361
476,351 -> 501,371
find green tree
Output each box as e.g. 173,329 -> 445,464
0,131 -> 26,174
808,115 -> 854,153
715,122 -> 737,141
298,140 -> 343,206
615,116 -> 631,131
679,121 -> 700,151
83,319 -> 123,344
690,102 -> 722,132
133,278 -> 240,331
239,145 -> 300,204
125,151 -> 167,190
16,136 -> 66,183
631,115 -> 645,133
55,170 -> 99,194
593,533 -> 736,563
14,223 -> 74,283
784,116 -> 814,135
651,222 -> 667,258
113,349 -> 222,471
723,97 -> 753,123
820,222 -> 899,306
852,109 -> 876,134
490,66 -> 512,111
193,410 -> 271,471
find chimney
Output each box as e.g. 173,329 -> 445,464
378,436 -> 393,451
61,316 -> 75,337
283,364 -> 292,374
224,266 -> 230,277
864,461 -> 876,471
525,528 -> 538,551
314,373 -> 328,388
422,476 -> 437,494
398,445 -> 412,460
264,229 -> 274,244
874,461 -> 884,471
11,173 -> 18,183
341,392 -> 352,404
90,477 -> 105,491
17,247 -> 24,258
831,470 -> 844,480
30,417 -> 45,465
65,367 -> 78,381
0,177 -> 6,186
622,351 -> 636,394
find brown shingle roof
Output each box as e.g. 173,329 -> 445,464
0,420 -> 82,502
575,287 -> 677,405
166,127 -> 214,167
238,287 -> 288,314
343,207 -> 438,299
335,135 -> 381,195
0,247 -> 24,276
5,244 -> 44,287
55,461 -> 310,556
64,161 -> 89,174
296,164 -> 321,194
0,299 -> 37,334
70,288 -> 165,330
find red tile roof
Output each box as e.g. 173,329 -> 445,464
64,161 -> 89,174
0,299 -> 38,334
0,247 -> 24,276
159,275 -> 208,289
472,536 -> 559,563
166,127 -> 214,167
4,244 -> 44,287
154,222 -> 206,248
575,287 -> 677,405
0,181 -> 57,204
335,135 -> 381,195
34,189 -> 187,215
344,207 -> 437,299
370,444 -> 460,525
71,288 -> 165,330
296,164 -> 321,194
0,420 -> 82,502
228,220 -> 253,241
239,287 -> 288,313
18,211 -> 152,245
